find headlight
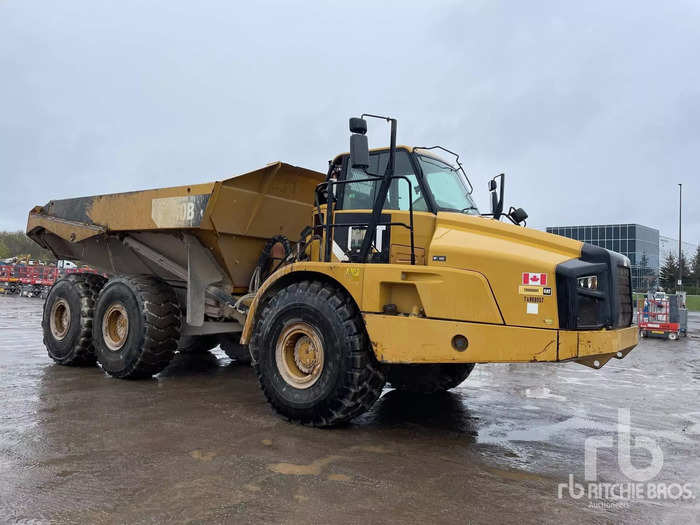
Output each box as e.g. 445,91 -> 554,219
577,275 -> 598,290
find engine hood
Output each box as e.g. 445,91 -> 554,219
428,213 -> 583,328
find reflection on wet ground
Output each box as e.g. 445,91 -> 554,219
0,295 -> 698,523
356,390 -> 479,436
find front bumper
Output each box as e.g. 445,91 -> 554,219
559,324 -> 639,368
364,314 -> 639,367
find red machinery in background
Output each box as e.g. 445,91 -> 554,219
0,263 -> 104,298
16,265 -> 60,297
0,264 -> 20,295
637,293 -> 688,341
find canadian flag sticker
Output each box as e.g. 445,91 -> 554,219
522,272 -> 547,286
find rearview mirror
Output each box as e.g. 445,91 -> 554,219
489,174 -> 505,220
349,117 -> 369,169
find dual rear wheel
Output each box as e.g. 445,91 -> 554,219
43,274 -> 252,377
44,274 -> 182,378
91,276 -> 181,378
42,273 -> 106,366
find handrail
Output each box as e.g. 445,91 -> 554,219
316,174 -> 416,265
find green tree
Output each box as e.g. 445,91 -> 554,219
0,238 -> 9,259
690,245 -> 700,289
638,252 -> 656,291
659,253 -> 678,292
679,252 -> 692,288
0,231 -> 54,262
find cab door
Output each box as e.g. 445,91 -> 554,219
332,149 -> 435,265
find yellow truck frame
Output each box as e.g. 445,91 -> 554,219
27,114 -> 637,426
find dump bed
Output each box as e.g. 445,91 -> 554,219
27,162 -> 325,292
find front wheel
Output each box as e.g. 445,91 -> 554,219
250,280 -> 385,426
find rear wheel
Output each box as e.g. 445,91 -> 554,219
42,273 -> 107,366
668,332 -> 679,341
386,363 -> 475,393
250,280 -> 385,426
93,275 -> 181,379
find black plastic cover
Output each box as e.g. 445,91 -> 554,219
556,243 -> 633,330
349,117 -> 368,135
349,134 -> 369,169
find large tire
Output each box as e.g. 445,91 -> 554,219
177,334 -> 219,354
219,333 -> 251,364
250,280 -> 385,426
42,273 -> 107,366
386,363 -> 475,393
93,275 -> 181,379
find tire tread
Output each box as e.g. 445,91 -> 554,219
96,275 -> 181,379
250,279 -> 385,426
42,273 -> 107,366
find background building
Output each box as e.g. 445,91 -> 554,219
545,224 -> 659,291
659,236 -> 698,265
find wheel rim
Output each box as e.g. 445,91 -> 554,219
49,298 -> 71,340
275,322 -> 324,389
102,303 -> 129,351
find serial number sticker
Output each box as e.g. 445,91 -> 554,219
519,285 -> 544,296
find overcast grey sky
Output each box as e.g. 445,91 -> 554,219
1,1 -> 698,243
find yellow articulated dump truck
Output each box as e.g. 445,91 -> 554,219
27,114 -> 638,426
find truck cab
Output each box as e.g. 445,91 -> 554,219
324,146 -> 477,267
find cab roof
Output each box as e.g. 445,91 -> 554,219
331,145 -> 454,167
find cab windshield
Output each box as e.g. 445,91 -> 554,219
416,154 -> 479,215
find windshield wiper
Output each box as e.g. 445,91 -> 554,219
461,206 -> 479,213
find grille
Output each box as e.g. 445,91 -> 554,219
577,295 -> 602,329
615,265 -> 633,327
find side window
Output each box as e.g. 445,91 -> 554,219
394,173 -> 428,212
341,151 -> 429,212
342,155 -> 380,210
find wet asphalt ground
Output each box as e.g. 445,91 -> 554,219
0,295 -> 698,524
